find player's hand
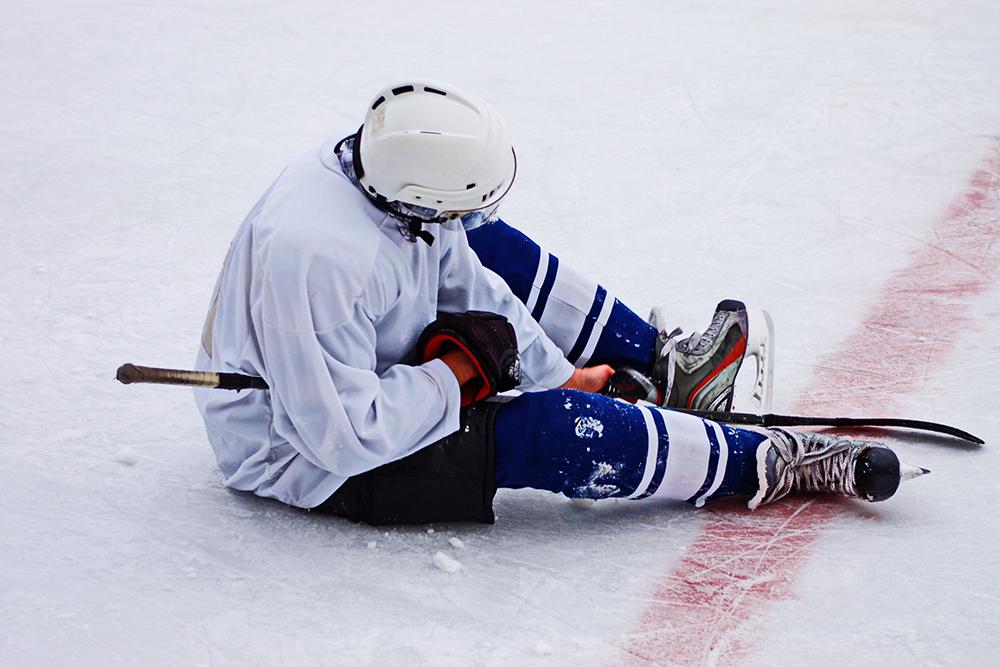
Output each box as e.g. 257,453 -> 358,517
559,364 -> 615,394
417,311 -> 521,406
440,349 -> 481,387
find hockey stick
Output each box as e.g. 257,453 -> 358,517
116,362 -> 983,444
670,408 -> 984,445
602,367 -> 983,444
116,363 -> 268,391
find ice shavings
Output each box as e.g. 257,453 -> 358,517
533,641 -> 554,655
114,446 -> 138,466
433,551 -> 462,573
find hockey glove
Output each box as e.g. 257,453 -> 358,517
417,311 -> 522,406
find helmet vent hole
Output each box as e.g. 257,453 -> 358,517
424,86 -> 447,96
392,85 -> 415,95
371,96 -> 386,110
419,130 -> 441,135
368,186 -> 376,194
466,183 -> 476,190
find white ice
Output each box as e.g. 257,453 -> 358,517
2,1 -> 999,665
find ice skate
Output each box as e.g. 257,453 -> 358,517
605,299 -> 774,412
748,428 -> 930,509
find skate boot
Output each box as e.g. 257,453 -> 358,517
605,299 -> 774,412
661,299 -> 750,411
747,428 -> 930,509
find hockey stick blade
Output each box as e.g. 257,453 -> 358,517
671,409 -> 984,445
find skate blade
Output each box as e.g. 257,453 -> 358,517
900,463 -> 931,482
733,308 -> 775,412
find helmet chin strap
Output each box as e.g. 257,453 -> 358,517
405,218 -> 438,246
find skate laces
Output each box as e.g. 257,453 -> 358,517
681,310 -> 730,356
652,326 -> 683,399
771,429 -> 861,498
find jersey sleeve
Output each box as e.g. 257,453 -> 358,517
256,235 -> 463,477
436,221 -> 575,390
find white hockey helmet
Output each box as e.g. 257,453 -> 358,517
354,80 -> 517,220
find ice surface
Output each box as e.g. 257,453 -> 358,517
2,1 -> 999,665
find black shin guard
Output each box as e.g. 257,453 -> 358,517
315,400 -> 502,525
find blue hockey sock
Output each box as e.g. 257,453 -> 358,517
589,300 -> 658,374
494,390 -> 649,499
493,390 -> 764,503
710,425 -> 767,500
465,218 -> 657,373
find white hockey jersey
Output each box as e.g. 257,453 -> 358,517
194,137 -> 575,508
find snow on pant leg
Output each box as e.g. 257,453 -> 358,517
464,217 -> 657,373
493,390 -> 766,504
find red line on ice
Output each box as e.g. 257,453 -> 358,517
619,138 -> 1000,666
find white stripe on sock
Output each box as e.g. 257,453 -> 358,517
539,267 -> 596,349
693,421 -> 730,508
624,406 -> 659,499
651,409 -> 712,502
575,292 -> 616,367
523,251 -> 549,314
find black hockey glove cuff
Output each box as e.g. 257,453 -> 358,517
417,311 -> 522,406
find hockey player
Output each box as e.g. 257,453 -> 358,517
193,80 -> 925,524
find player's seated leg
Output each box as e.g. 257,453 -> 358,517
315,390 -> 927,525
493,390 -> 925,508
463,214 -> 657,373
463,216 -> 772,411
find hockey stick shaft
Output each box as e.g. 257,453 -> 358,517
115,363 -> 268,391
671,408 -> 984,445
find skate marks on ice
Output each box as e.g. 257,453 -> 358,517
617,139 -> 1000,666
620,496 -> 843,665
